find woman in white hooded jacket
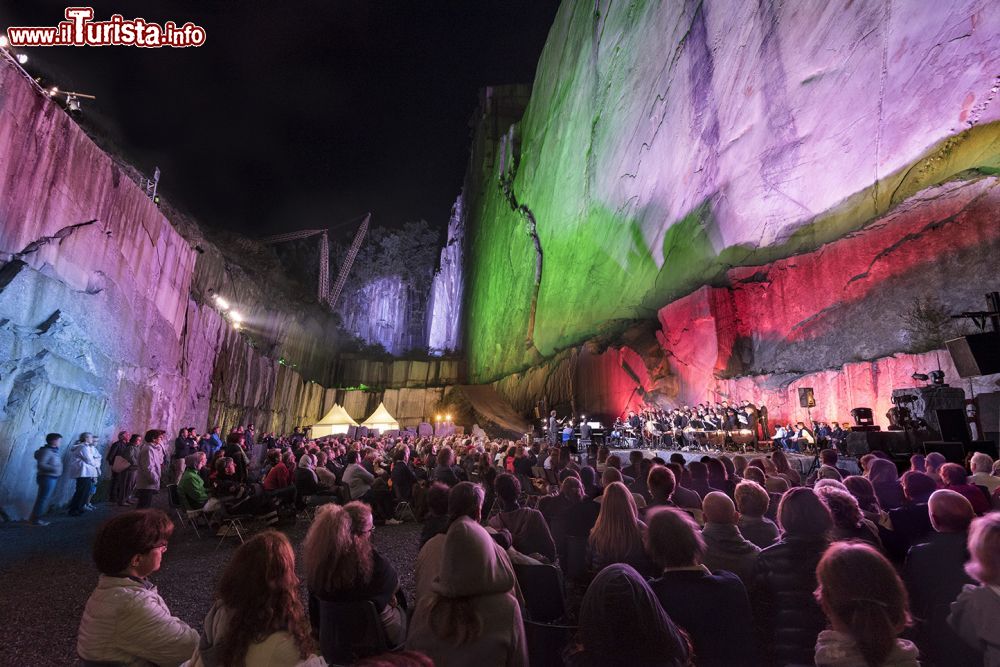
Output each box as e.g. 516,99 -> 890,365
68,432 -> 102,515
136,429 -> 167,509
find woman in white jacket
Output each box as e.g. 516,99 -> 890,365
136,429 -> 167,509
188,530 -> 325,667
77,509 -> 198,666
68,432 -> 102,516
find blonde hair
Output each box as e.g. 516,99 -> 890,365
966,513 -> 1000,585
303,502 -> 374,594
590,482 -> 641,562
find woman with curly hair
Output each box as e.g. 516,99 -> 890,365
303,502 -> 406,646
189,530 -> 320,667
815,485 -> 883,550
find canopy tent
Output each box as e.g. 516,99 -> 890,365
311,403 -> 359,438
361,401 -> 400,433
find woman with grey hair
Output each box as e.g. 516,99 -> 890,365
68,432 -> 102,516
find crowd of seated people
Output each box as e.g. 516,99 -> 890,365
67,418 -> 1000,666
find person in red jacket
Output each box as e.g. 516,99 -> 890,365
940,463 -> 991,515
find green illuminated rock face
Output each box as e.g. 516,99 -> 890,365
464,0 -> 1000,383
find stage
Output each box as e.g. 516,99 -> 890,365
610,448 -> 861,477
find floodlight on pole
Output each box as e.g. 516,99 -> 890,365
17,53 -> 28,64
0,35 -> 9,48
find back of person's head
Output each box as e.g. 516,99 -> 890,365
560,476 -> 584,503
909,454 -> 926,472
647,465 -> 676,501
345,450 -> 360,464
144,429 -> 165,443
353,651 -> 435,667
777,487 -> 833,538
437,446 -> 454,467
705,458 -> 727,482
629,450 -> 643,465
844,475 -> 880,512
816,465 -> 843,482
606,454 -> 622,470
217,531 -> 312,665
940,462 -> 968,486
579,465 -> 596,490
688,461 -> 708,481
924,452 -> 946,474
816,543 -> 910,667
766,475 -> 790,494
732,454 -> 748,474
558,468 -> 581,483
900,471 -> 937,503
734,480 -> 769,518
590,482 -> 640,562
928,489 -> 975,533
494,473 -> 521,507
743,466 -> 766,486
427,482 -> 450,517
226,432 -> 243,446
771,448 -> 791,473
966,512 -> 1000,585
602,466 -> 623,487
303,502 -> 374,593
92,509 -> 173,576
669,453 -> 686,466
815,486 -> 863,529
970,452 -> 993,474
702,491 -> 737,524
820,449 -> 839,466
184,452 -> 205,470
447,482 -> 485,524
645,507 -> 705,568
720,456 -> 736,477
575,563 -> 691,666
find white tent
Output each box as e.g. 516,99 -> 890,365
361,401 -> 400,433
311,403 -> 359,438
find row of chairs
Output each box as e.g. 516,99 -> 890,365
166,484 -> 256,550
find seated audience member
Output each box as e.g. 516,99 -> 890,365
419,482 -> 450,548
815,486 -> 882,550
262,450 -> 292,492
538,476 -> 584,523
882,471 -> 937,562
304,502 -> 406,646
643,465 -> 678,516
904,489 -> 980,666
948,512 -> 1000,664
588,481 -> 655,577
686,461 -> 713,499
512,445 -> 536,478
734,480 -> 779,549
909,454 -> 926,473
343,450 -> 375,500
866,459 -> 905,510
701,492 -> 760,584
314,451 -> 338,488
807,449 -> 852,485
752,487 -> 832,667
924,452 -> 947,481
223,432 -> 250,483
814,543 -> 919,667
940,462 -> 991,515
487,473 -> 557,562
578,465 -> 600,498
566,563 -> 691,667
770,448 -> 801,487
622,450 -> 644,480
665,462 -> 703,510
390,447 -> 418,502
605,454 -> 633,485
77,510 -> 198,666
630,458 -> 654,501
601,467 -> 646,509
843,475 -> 883,523
407,517 -> 527,667
433,447 -> 461,487
705,458 -> 734,496
189,531 -> 323,666
212,457 -> 281,526
968,456 -> 996,492
645,508 -> 755,666
177,452 -> 209,511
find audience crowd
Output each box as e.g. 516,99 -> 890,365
28,422 -> 1000,666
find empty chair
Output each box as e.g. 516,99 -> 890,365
524,620 -> 576,667
514,563 -> 567,623
316,598 -> 397,664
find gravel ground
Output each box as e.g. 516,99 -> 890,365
0,495 -> 422,666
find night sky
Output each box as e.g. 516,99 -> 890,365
0,1 -> 560,236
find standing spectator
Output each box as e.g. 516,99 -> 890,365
904,489 -> 979,666
171,428 -> 191,484
567,563 -> 691,667
304,503 -> 406,646
814,543 -> 919,666
700,492 -> 760,584
940,463 -> 991,515
752,487 -> 832,666
68,432 -> 102,516
948,512 -> 1000,664
105,431 -> 130,503
188,531 -> 322,667
136,430 -> 167,509
407,516 -> 527,667
734,480 -> 779,549
646,508 -> 755,666
115,434 -> 141,506
76,510 -> 198,665
28,433 -> 63,526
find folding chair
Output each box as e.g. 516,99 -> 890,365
513,563 -> 567,622
524,620 -> 577,667
316,598 -> 399,664
214,515 -> 251,551
166,484 -> 205,538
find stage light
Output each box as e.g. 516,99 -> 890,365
232,322 -> 242,331
435,415 -> 442,422
49,86 -> 58,97
215,297 -> 230,311
445,414 -> 452,421
230,311 -> 243,324
929,370 -> 946,385
911,373 -> 929,382
17,53 -> 28,64
0,36 -> 9,49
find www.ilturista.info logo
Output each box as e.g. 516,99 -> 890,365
6,7 -> 206,48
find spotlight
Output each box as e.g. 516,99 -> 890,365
929,370 -> 946,385
215,297 -> 230,311
435,415 -> 442,422
232,322 -> 242,331
445,414 -> 452,421
67,95 -> 81,112
911,373 -> 929,382
0,36 -> 9,48
17,53 -> 28,65
230,311 -> 243,324
48,86 -> 58,97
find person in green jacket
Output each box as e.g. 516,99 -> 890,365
178,452 -> 208,511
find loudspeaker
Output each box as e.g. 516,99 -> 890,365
851,407 -> 874,426
798,388 -> 816,409
946,332 -> 1000,378
935,408 -> 970,443
922,440 -> 965,464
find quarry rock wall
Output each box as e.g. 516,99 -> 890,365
0,57 -> 333,519
466,0 -> 1000,427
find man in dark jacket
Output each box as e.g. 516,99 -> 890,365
904,489 -> 981,666
882,470 -> 937,562
29,433 -> 63,526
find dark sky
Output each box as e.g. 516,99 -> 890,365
1,1 -> 560,236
